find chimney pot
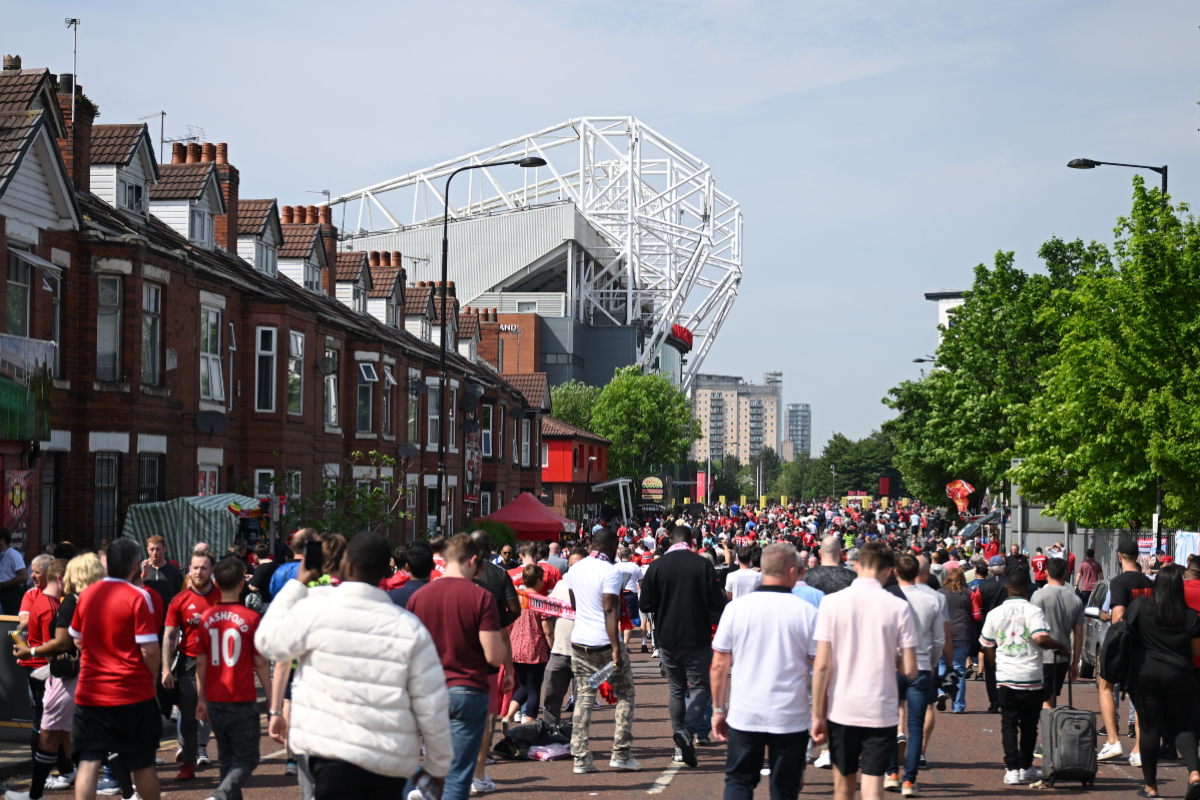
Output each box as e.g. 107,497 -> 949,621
200,142 -> 216,163
281,205 -> 294,224
171,142 -> 186,164
3,54 -> 21,72
319,206 -> 332,225
306,205 -> 319,225
391,251 -> 402,267
369,251 -> 381,267
185,143 -> 201,163
56,72 -> 73,95
378,252 -> 389,267
215,143 -> 228,164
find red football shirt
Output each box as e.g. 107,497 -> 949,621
1031,555 -> 1048,581
509,563 -> 562,594
70,578 -> 158,707
19,590 -> 60,668
19,584 -> 42,618
165,585 -> 219,657
196,602 -> 262,703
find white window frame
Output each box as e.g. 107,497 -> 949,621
47,273 -> 61,377
382,366 -> 396,435
480,404 -> 493,457
198,465 -> 219,496
255,326 -> 277,412
407,368 -> 420,443
352,282 -> 366,314
119,180 -> 145,213
287,470 -> 302,499
540,442 -> 549,469
254,469 -> 274,498
255,241 -> 278,277
481,491 -> 492,517
427,384 -> 440,449
357,362 -> 378,432
200,306 -> 224,401
287,331 -> 304,415
448,387 -> 457,451
96,275 -> 121,381
189,208 -> 211,247
323,349 -> 339,426
496,407 -> 504,460
304,262 -> 321,293
141,283 -> 162,386
521,418 -> 531,467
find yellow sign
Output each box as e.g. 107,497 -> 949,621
901,498 -> 910,507
740,495 -> 746,507
760,495 -> 767,508
880,497 -> 888,510
683,497 -> 690,505
781,495 -> 787,507
841,497 -> 849,508
719,495 -> 726,506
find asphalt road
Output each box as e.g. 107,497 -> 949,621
9,649 -> 1193,799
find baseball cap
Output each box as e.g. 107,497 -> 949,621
1117,539 -> 1139,557
988,555 -> 1005,567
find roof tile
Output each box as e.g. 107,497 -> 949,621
542,415 -> 610,444
334,251 -> 366,282
368,266 -> 400,299
148,162 -> 212,201
89,124 -> 146,166
501,372 -> 549,409
404,284 -> 433,317
279,223 -> 319,259
0,70 -> 48,115
0,110 -> 42,198
237,198 -> 274,236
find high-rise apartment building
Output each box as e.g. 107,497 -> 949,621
691,373 -> 782,462
787,403 -> 811,457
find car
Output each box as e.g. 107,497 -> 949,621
1079,579 -> 1110,679
959,509 -> 1004,540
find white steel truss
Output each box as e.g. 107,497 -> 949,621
328,118 -> 741,391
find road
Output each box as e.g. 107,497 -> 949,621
9,649 -> 1190,798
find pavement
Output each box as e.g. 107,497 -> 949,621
1,649 -> 1193,799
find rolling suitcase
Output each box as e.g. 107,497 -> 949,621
1038,659 -> 1098,788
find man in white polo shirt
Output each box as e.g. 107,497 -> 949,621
711,542 -> 818,800
812,542 -> 918,800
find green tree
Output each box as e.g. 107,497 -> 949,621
883,239 -> 1100,507
590,365 -> 701,480
1012,178 -> 1200,527
746,447 -> 782,492
711,455 -> 742,501
276,451 -> 408,537
821,430 -> 903,498
549,379 -> 601,431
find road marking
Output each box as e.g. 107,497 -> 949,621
647,762 -> 682,794
263,748 -> 288,760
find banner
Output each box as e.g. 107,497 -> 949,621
740,495 -> 746,507
945,479 -> 975,515
518,587 -> 632,630
781,495 -> 787,507
683,497 -> 689,505
696,471 -> 706,503
759,495 -> 766,509
4,470 -> 30,554
719,495 -> 726,506
463,427 -> 482,503
880,497 -> 889,510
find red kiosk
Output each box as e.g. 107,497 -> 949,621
480,491 -> 575,541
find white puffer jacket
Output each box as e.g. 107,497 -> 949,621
256,579 -> 452,778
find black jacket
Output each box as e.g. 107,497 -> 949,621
639,550 -> 727,649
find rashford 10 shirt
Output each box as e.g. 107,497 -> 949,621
196,602 -> 262,703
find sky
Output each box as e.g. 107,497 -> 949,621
9,1 -> 1200,449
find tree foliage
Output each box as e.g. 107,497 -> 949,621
590,366 -> 702,480
549,379 -> 601,432
883,239 -> 1099,507
771,431 -> 903,501
1012,178 -> 1200,527
278,451 -> 407,537
710,455 -> 742,501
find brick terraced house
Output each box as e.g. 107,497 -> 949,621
0,56 -> 545,558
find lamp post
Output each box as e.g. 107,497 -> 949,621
586,455 -> 597,525
436,156 -> 546,533
1067,157 -> 1170,552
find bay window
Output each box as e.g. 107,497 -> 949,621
255,327 -> 277,412
96,276 -> 122,381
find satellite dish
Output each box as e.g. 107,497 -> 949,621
510,407 -> 525,420
397,442 -> 420,460
195,410 -> 228,438
406,377 -> 428,397
314,356 -> 337,376
465,383 -> 485,399
461,419 -> 481,434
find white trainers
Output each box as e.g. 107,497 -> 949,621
44,772 -> 76,790
673,747 -> 685,763
1097,741 -> 1124,761
197,747 -> 211,766
1003,769 -> 1022,785
573,762 -> 598,774
609,757 -> 643,771
469,775 -> 496,795
1129,752 -> 1142,767
1019,767 -> 1041,782
5,790 -> 33,800
815,750 -> 832,769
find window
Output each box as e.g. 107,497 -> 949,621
119,180 -> 145,213
254,469 -> 274,498
304,263 -> 321,293
200,307 -> 224,401
541,443 -> 549,468
481,491 -> 492,517
96,276 -> 122,381
357,362 -> 378,432
480,405 -> 493,456
227,321 -> 237,412
406,475 -> 417,540
94,452 -> 119,542
47,274 -> 61,377
141,284 -> 162,386
521,418 -> 531,467
427,384 -> 440,447
386,300 -> 396,326
446,486 -> 455,535
198,465 -> 218,496
496,490 -> 503,509
517,301 -> 536,313
448,387 -> 457,449
573,447 -> 579,470
353,283 -> 366,315
255,242 -> 278,276
323,349 -> 338,426
287,332 -> 303,414
5,254 -> 29,338
426,487 -> 439,532
255,327 -> 277,412
286,471 -> 302,499
496,407 -> 504,460
189,208 -> 210,246
138,453 -> 164,503
512,415 -> 519,466
406,369 -> 419,443
382,366 -> 396,435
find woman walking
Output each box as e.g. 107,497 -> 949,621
938,567 -> 973,713
506,565 -> 554,725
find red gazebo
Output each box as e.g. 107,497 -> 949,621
479,491 -> 575,541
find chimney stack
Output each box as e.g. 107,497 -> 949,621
316,206 -> 338,296
2,55 -> 21,71
369,251 -> 381,267
281,205 -> 294,224
54,73 -> 92,191
215,143 -> 228,165
213,143 -> 239,252
186,143 -> 201,163
200,142 -> 216,163
171,142 -> 186,163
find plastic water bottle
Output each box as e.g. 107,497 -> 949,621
587,662 -> 616,689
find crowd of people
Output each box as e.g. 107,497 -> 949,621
5,495 -> 1200,800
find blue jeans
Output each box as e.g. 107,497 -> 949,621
444,687 -> 489,800
887,671 -> 931,784
938,641 -> 970,713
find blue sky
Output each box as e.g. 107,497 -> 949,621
9,1 -> 1199,448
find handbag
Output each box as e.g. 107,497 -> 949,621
49,648 -> 79,679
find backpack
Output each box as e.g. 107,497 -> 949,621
1099,596 -> 1146,687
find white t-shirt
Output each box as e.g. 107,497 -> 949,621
569,555 -> 623,647
980,597 -> 1050,690
725,568 -> 763,599
713,588 -> 819,733
616,560 -> 643,594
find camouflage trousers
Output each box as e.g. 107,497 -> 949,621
570,642 -> 636,767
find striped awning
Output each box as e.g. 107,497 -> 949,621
121,493 -> 258,562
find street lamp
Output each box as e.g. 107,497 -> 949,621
436,156 -> 547,532
913,354 -> 936,364
1067,156 -> 1169,551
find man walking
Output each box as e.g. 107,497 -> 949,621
568,528 -> 640,773
162,550 -> 219,780
1096,539 -> 1152,762
1031,557 -> 1083,710
975,556 -> 1010,713
639,525 -> 727,768
805,536 -> 855,595
980,569 -> 1069,784
542,548 -> 587,726
1075,548 -> 1103,605
141,535 -> 183,607
258,532 -> 453,800
724,548 -> 761,600
711,543 -> 818,800
812,542 -> 918,800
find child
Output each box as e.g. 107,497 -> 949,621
196,556 -> 272,800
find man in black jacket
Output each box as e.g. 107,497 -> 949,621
639,525 -> 727,768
